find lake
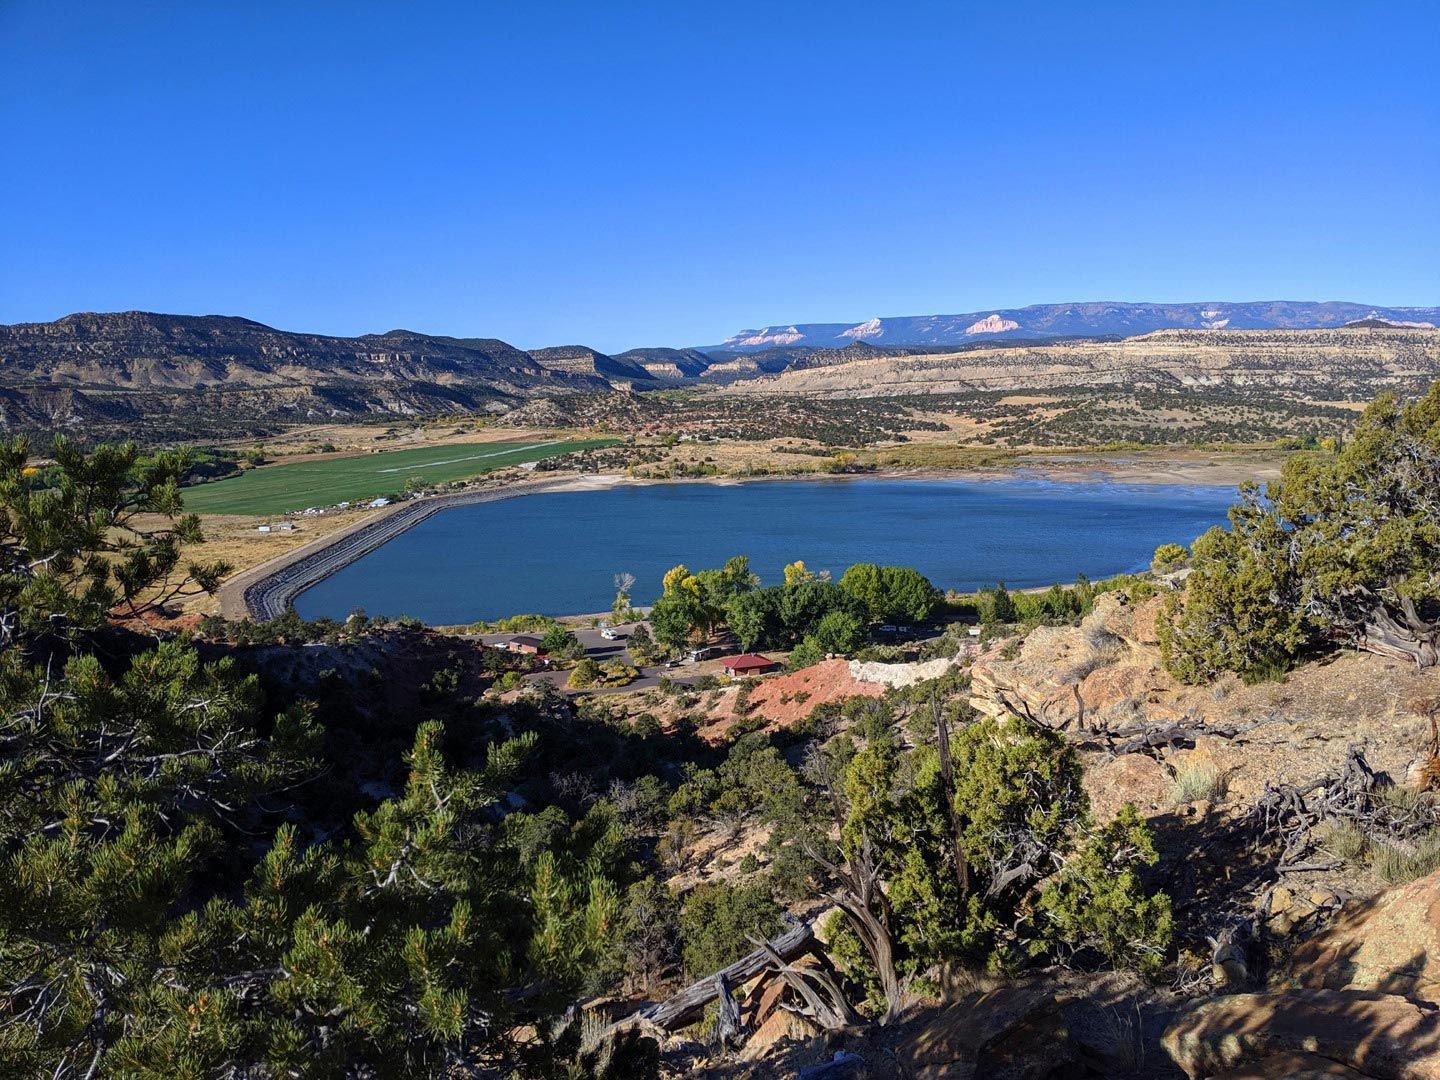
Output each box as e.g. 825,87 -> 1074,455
292,477 -> 1236,624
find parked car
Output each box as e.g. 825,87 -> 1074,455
600,628 -> 620,641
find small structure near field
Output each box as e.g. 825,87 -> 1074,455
505,636 -> 544,655
721,653 -> 780,677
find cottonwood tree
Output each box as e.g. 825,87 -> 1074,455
1164,382 -> 1440,679
650,557 -> 759,649
611,571 -> 637,624
838,563 -> 939,623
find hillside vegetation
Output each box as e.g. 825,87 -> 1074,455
3,381 -> 1440,1077
0,312 -> 612,440
6,312 -> 1440,452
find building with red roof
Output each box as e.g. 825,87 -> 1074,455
721,653 -> 780,676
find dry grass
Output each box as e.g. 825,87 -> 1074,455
1166,760 -> 1228,807
1369,831 -> 1440,885
160,508 -> 377,614
1318,819 -> 1369,863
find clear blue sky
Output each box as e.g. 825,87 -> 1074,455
2,1 -> 1436,352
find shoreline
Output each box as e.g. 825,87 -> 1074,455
216,458 -> 1259,622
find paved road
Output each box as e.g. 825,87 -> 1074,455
472,622 -> 708,694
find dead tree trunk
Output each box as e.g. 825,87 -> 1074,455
808,834 -> 904,1023
750,936 -> 863,1031
627,920 -> 816,1031
1360,601 -> 1440,669
714,973 -> 743,1047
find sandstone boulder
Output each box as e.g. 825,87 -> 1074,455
969,625 -> 1091,729
1210,1053 -> 1370,1078
1130,595 -> 1167,647
1086,592 -> 1144,648
738,1006 -> 823,1060
1287,868 -> 1440,1003
1083,752 -> 1172,823
901,980 -> 1082,1079
968,597 -> 1191,731
1161,989 -> 1440,1079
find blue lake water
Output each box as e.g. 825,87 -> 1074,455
292,477 -> 1236,624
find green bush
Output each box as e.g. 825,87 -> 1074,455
1151,543 -> 1189,572
568,657 -> 602,688
541,625 -> 586,661
679,881 -> 782,977
1163,382 -> 1440,681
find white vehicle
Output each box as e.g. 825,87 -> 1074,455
687,646 -> 720,662
600,628 -> 619,641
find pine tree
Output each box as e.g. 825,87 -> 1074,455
0,435 -> 230,649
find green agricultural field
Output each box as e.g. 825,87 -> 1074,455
181,438 -> 617,516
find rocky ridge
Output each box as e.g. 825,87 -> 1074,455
719,326 -> 1440,398
0,311 -> 616,436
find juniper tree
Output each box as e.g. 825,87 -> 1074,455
777,715 -> 1172,1020
1164,381 -> 1440,679
0,440 -> 637,1076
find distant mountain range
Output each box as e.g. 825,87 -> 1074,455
706,301 -> 1440,352
2,303 -> 1437,437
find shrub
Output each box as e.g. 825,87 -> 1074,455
541,625 -> 586,661
1370,831 -> 1440,884
568,658 -> 602,689
1319,819 -> 1368,862
599,659 -> 639,686
1163,382 -> 1440,680
679,881 -> 782,977
1151,543 -> 1189,572
786,637 -> 824,671
626,623 -> 660,665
